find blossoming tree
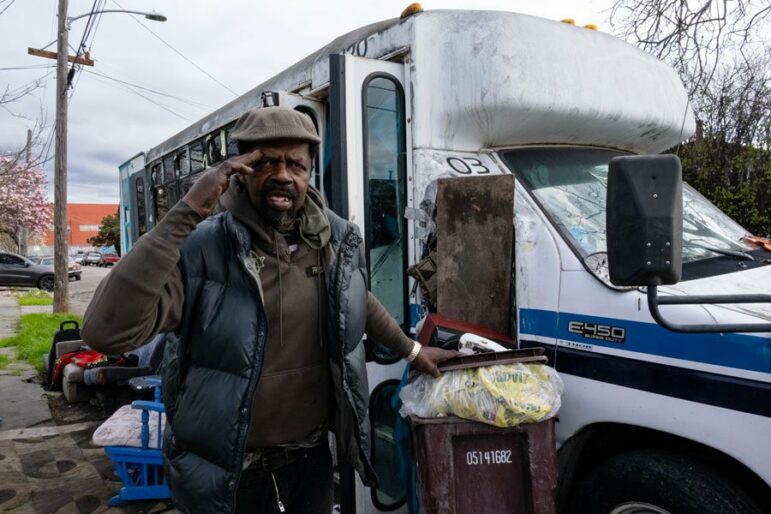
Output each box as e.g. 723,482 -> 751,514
0,155 -> 52,252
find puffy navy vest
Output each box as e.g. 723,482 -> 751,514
161,210 -> 376,513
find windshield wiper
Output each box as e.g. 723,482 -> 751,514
684,243 -> 756,261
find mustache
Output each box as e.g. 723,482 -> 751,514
260,182 -> 298,202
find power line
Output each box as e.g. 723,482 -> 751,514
67,0 -> 99,89
87,0 -> 107,50
96,57 -> 214,110
83,69 -> 216,110
110,0 -> 239,97
1,70 -> 55,104
0,0 -> 16,16
68,1 -> 108,105
84,72 -> 193,123
0,65 -> 57,71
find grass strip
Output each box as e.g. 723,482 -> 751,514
0,353 -> 9,369
16,290 -> 54,306
0,313 -> 82,371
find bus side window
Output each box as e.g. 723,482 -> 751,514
180,175 -> 197,197
207,131 -> 224,165
135,177 -> 147,235
190,140 -> 205,173
175,148 -> 190,178
362,74 -> 408,510
225,125 -> 240,157
369,381 -> 405,510
363,75 -> 408,357
154,185 -> 170,223
151,162 -> 162,186
162,155 -> 174,184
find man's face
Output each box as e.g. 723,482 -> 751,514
240,141 -> 312,228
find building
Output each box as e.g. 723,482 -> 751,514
36,203 -> 118,254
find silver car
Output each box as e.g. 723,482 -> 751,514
0,252 -> 55,290
28,255 -> 82,281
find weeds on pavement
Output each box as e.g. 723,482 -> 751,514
16,290 -> 54,306
0,313 -> 82,371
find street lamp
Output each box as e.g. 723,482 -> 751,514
67,10 -> 167,28
49,1 -> 166,313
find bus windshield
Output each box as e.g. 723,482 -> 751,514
500,147 -> 753,264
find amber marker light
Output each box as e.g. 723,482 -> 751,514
401,3 -> 424,19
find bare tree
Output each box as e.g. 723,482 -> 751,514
680,53 -> 771,235
0,111 -> 50,174
609,1 -> 771,236
609,0 -> 771,95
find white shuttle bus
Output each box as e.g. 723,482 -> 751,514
118,8 -> 771,513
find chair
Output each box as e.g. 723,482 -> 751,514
98,377 -> 171,506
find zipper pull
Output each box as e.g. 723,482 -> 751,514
271,472 -> 285,513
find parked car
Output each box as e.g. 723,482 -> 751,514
83,251 -> 102,266
99,253 -> 120,266
68,256 -> 83,280
72,253 -> 85,264
24,256 -> 82,281
0,252 -> 55,290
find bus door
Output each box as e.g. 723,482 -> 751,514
118,153 -> 145,254
329,53 -> 411,514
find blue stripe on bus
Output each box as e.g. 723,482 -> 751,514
519,339 -> 771,418
519,308 -> 771,374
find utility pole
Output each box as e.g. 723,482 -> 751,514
53,0 -> 69,313
29,4 -> 164,312
25,129 -> 32,163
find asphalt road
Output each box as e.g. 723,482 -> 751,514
68,264 -> 111,317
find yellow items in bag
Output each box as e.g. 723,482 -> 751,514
399,363 -> 563,427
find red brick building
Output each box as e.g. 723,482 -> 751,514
42,203 -> 118,250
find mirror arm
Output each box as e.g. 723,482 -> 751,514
647,285 -> 771,333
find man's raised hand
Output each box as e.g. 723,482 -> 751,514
183,149 -> 262,218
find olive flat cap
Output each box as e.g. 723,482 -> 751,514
231,106 -> 321,145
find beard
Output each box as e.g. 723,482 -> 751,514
258,182 -> 299,228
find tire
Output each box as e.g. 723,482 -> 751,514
38,275 -> 54,291
570,450 -> 763,514
75,275 -> 81,281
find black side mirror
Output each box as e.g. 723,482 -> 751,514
606,155 -> 683,287
607,155 -> 771,333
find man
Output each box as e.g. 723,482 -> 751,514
82,107 -> 456,513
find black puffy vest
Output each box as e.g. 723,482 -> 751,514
161,210 -> 376,513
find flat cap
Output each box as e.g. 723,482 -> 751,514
231,106 -> 321,145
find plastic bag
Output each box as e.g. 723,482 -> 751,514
399,363 -> 563,427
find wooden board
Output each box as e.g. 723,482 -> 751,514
436,175 -> 514,333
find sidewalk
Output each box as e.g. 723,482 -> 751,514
0,292 -> 52,431
0,291 -> 173,513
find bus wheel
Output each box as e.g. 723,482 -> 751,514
570,450 -> 763,514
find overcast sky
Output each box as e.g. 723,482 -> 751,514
1,0 -> 609,203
